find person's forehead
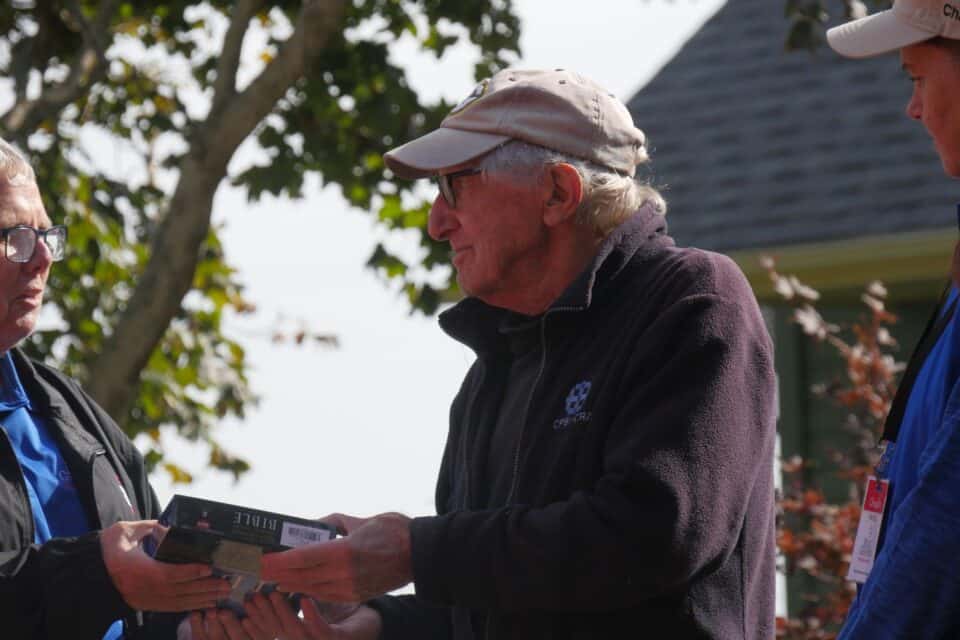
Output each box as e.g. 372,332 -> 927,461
901,41 -> 948,67
0,181 -> 48,226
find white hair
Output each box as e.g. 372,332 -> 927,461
477,140 -> 666,236
0,138 -> 35,190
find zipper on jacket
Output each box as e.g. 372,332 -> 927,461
89,446 -> 143,631
505,305 -> 581,505
458,361 -> 486,510
471,305 -> 581,640
88,448 -> 109,528
0,426 -> 36,545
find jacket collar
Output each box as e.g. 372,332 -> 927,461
0,351 -> 31,413
8,348 -> 103,459
439,203 -> 671,353
9,348 -> 51,412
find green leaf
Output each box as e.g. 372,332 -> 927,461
163,462 -> 194,485
3,0 -> 521,484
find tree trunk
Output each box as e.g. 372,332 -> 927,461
84,0 -> 347,422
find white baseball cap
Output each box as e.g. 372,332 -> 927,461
827,0 -> 960,58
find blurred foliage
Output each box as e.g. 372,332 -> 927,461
0,1 -> 520,482
764,259 -> 904,638
784,0 -> 891,50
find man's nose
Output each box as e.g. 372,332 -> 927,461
427,195 -> 458,241
905,93 -> 922,121
26,237 -> 53,272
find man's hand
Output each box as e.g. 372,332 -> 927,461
249,593 -> 381,640
184,603 -> 282,640
178,594 -> 382,640
100,520 -> 230,611
260,512 -> 412,602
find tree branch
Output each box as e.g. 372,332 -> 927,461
1,0 -> 120,141
210,0 -> 265,115
84,0 -> 349,422
89,0 -> 118,39
64,0 -> 91,32
9,39 -> 32,107
208,0 -> 346,165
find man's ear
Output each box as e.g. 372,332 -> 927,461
541,163 -> 583,227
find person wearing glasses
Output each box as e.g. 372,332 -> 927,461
827,1 -> 960,637
0,137 -> 233,639
259,69 -> 778,639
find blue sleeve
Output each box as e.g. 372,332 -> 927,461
839,377 -> 960,638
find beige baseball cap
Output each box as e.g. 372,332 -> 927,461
383,69 -> 647,178
827,0 -> 960,58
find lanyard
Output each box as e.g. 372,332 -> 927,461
880,205 -> 960,443
880,284 -> 957,444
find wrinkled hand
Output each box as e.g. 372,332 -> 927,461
248,594 -> 381,640
184,602 -> 282,640
100,520 -> 230,611
260,512 -> 412,602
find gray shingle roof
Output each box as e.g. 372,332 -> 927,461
627,0 -> 958,253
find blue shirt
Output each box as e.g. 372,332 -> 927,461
840,286 -> 960,637
883,287 -> 960,514
0,353 -> 123,640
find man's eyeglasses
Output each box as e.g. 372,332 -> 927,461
435,167 -> 482,209
0,225 -> 67,263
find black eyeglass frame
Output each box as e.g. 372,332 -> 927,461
435,167 -> 483,209
0,225 -> 68,264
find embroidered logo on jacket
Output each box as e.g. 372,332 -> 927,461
554,381 -> 593,430
57,468 -> 75,489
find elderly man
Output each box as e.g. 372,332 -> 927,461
828,2 -> 960,637
0,138 -> 232,639
262,69 -> 777,639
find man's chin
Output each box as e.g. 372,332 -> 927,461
457,278 -> 493,304
0,336 -> 31,354
940,152 -> 960,178
455,273 -> 477,298
0,317 -> 39,350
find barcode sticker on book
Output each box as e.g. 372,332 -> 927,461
280,522 -> 333,548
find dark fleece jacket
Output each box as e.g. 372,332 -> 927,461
371,206 -> 777,639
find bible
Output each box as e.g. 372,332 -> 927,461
148,494 -> 335,614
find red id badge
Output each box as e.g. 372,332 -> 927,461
846,476 -> 890,583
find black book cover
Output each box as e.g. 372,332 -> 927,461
149,494 -> 335,614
